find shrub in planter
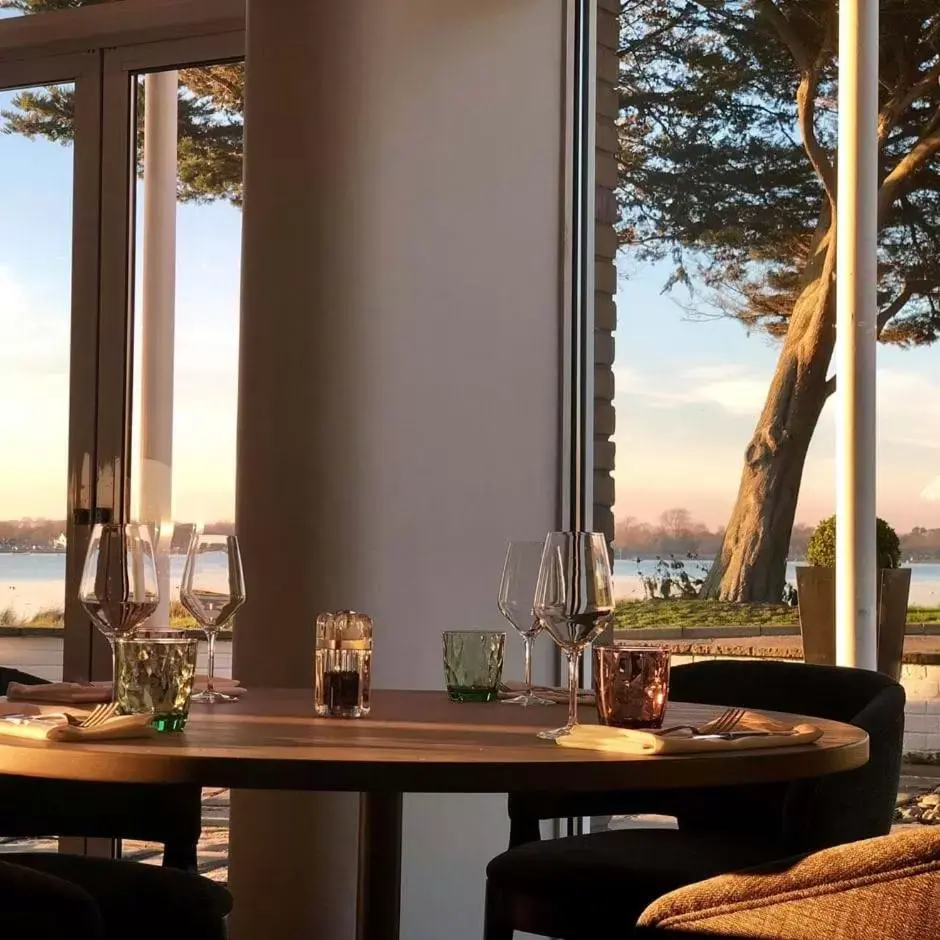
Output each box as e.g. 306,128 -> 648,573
805,516 -> 902,570
797,515 -> 909,679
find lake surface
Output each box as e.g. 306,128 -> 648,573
613,558 -> 940,605
2,553 -> 938,618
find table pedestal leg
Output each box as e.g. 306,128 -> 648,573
357,791 -> 403,940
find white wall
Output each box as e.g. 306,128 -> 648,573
351,6 -> 566,936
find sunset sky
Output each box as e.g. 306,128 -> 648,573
612,260 -> 940,533
1,84 -> 938,534
0,86 -> 240,524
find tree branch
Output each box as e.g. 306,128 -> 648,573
751,0 -> 811,69
754,0 -> 836,201
878,62 -> 940,141
879,116 -> 940,221
876,285 -> 915,337
796,67 -> 836,203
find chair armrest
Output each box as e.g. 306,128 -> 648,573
635,828 -> 940,939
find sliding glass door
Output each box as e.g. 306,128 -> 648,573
0,52 -> 101,688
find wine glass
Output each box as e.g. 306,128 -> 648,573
533,531 -> 613,739
180,532 -> 245,704
498,541 -> 553,706
79,523 -> 160,694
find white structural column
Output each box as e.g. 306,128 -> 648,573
231,2 -> 564,938
138,70 -> 178,623
228,5 -> 368,938
835,0 -> 879,670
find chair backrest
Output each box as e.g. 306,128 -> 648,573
667,660 -> 905,854
0,666 -> 202,869
507,660 -> 904,854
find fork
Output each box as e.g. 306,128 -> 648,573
65,702 -> 119,730
657,706 -> 746,737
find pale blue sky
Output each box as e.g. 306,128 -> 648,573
613,261 -> 940,531
0,85 -> 240,523
1,84 -> 937,533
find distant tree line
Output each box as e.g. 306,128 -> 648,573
0,519 -> 235,552
615,510 -> 940,562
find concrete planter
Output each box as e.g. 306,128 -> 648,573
796,566 -> 912,679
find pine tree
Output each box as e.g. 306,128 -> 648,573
619,0 -> 940,600
0,0 -> 244,205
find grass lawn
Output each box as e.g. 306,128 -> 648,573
0,602 -> 200,630
614,599 -> 940,630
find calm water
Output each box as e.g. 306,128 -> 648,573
0,553 -> 193,618
613,558 -> 940,605
2,553 -> 938,617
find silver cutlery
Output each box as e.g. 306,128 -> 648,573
657,706 -> 746,737
65,702 -> 119,729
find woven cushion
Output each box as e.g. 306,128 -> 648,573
636,828 -> 940,939
487,827 -> 786,937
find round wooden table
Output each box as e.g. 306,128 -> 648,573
0,689 -> 868,940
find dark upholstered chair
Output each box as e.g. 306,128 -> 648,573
634,827 -> 940,939
0,667 -> 203,870
485,660 -> 905,939
0,853 -> 232,940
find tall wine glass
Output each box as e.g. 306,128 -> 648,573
498,541 -> 553,706
180,532 -> 245,704
79,523 -> 160,694
533,531 -> 613,739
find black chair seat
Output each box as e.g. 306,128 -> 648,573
0,857 -> 103,937
486,827 -> 785,940
5,853 -> 232,940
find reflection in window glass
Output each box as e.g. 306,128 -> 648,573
130,64 -> 244,665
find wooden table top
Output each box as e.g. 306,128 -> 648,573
0,690 -> 868,793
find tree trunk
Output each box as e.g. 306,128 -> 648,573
700,223 -> 837,602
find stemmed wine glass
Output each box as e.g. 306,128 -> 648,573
180,531 -> 245,704
79,523 -> 160,695
497,541 -> 553,706
533,531 -> 613,739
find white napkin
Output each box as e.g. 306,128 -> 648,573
556,718 -> 822,755
6,682 -> 111,704
0,712 -> 155,742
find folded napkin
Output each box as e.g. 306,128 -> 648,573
0,712 -> 155,742
6,681 -> 111,704
500,682 -> 594,704
556,715 -> 822,756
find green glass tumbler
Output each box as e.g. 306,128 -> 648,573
442,630 -> 505,702
115,632 -> 199,732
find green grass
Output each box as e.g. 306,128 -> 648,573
906,607 -> 940,624
613,599 -> 940,630
0,600 -> 200,630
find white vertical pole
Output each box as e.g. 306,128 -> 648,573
835,0 -> 878,670
139,70 -> 178,629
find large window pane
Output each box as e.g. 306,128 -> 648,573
0,82 -> 73,683
129,63 -> 242,678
